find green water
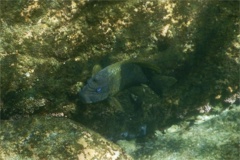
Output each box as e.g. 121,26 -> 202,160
0,0 -> 239,159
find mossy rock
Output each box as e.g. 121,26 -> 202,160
0,116 -> 132,160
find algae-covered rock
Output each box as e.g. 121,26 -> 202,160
0,0 -> 239,159
119,104 -> 240,160
0,116 -> 132,160
1,0 -> 239,123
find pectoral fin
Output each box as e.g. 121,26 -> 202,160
108,97 -> 124,113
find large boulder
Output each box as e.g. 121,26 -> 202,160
0,116 -> 132,160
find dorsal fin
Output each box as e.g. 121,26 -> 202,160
91,64 -> 102,77
128,59 -> 162,74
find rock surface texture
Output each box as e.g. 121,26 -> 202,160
0,116 -> 132,160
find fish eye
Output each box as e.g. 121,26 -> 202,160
96,87 -> 102,93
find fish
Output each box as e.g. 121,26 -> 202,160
79,60 -> 177,103
79,61 -> 149,103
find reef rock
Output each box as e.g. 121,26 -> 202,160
0,116 -> 132,160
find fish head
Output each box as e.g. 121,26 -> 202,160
79,71 -> 110,103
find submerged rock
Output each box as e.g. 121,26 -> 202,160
120,104 -> 240,160
0,116 -> 132,160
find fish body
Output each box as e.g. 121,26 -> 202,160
79,61 -> 148,103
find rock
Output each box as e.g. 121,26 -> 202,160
0,116 -> 132,160
127,105 -> 240,160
